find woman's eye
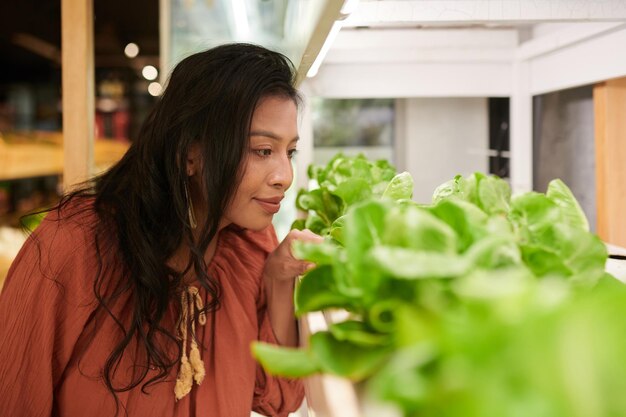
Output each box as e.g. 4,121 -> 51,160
287,149 -> 298,159
254,149 -> 272,157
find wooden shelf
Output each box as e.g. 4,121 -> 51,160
0,131 -> 129,181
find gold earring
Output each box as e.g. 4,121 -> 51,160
184,182 -> 198,229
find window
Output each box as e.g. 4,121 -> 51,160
312,98 -> 395,166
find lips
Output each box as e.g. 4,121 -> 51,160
254,196 -> 283,214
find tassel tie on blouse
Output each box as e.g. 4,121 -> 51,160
174,286 -> 207,400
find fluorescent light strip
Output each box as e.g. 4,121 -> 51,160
232,0 -> 250,39
306,20 -> 342,78
306,0 -> 360,78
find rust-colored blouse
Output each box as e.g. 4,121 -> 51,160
0,201 -> 303,417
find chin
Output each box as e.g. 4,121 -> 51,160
234,216 -> 274,232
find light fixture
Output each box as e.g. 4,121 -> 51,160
231,0 -> 250,39
307,0 -> 360,78
148,82 -> 163,97
124,43 -> 139,58
142,65 -> 158,81
307,21 -> 342,78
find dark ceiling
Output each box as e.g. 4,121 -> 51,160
0,0 -> 159,84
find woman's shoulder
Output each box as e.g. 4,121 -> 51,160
34,196 -> 99,247
3,196 -> 115,300
21,197 -> 110,274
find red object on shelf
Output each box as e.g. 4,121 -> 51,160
95,109 -> 129,141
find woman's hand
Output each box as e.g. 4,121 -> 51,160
263,229 -> 323,283
262,229 -> 323,347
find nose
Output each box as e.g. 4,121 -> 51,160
269,155 -> 293,190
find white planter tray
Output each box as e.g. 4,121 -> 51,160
606,243 -> 626,283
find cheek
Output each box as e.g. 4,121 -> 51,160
239,160 -> 266,190
227,173 -> 257,211
230,161 -> 252,203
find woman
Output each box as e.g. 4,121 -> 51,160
0,43 -> 320,417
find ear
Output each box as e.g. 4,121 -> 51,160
186,143 -> 202,176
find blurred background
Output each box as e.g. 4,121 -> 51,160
0,0 -> 159,226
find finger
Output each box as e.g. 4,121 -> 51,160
300,262 -> 316,274
288,237 -> 323,260
292,229 -> 324,243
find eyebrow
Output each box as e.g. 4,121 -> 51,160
249,130 -> 299,143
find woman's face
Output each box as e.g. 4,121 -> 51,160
222,95 -> 299,231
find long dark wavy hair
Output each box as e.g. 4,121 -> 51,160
50,43 -> 299,411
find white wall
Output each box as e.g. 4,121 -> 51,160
399,97 -> 489,203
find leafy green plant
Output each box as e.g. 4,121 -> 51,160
253,166 -> 615,417
20,211 -> 46,231
291,153 -> 413,236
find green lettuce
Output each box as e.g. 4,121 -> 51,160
292,153 -> 412,235
253,165 -> 614,417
